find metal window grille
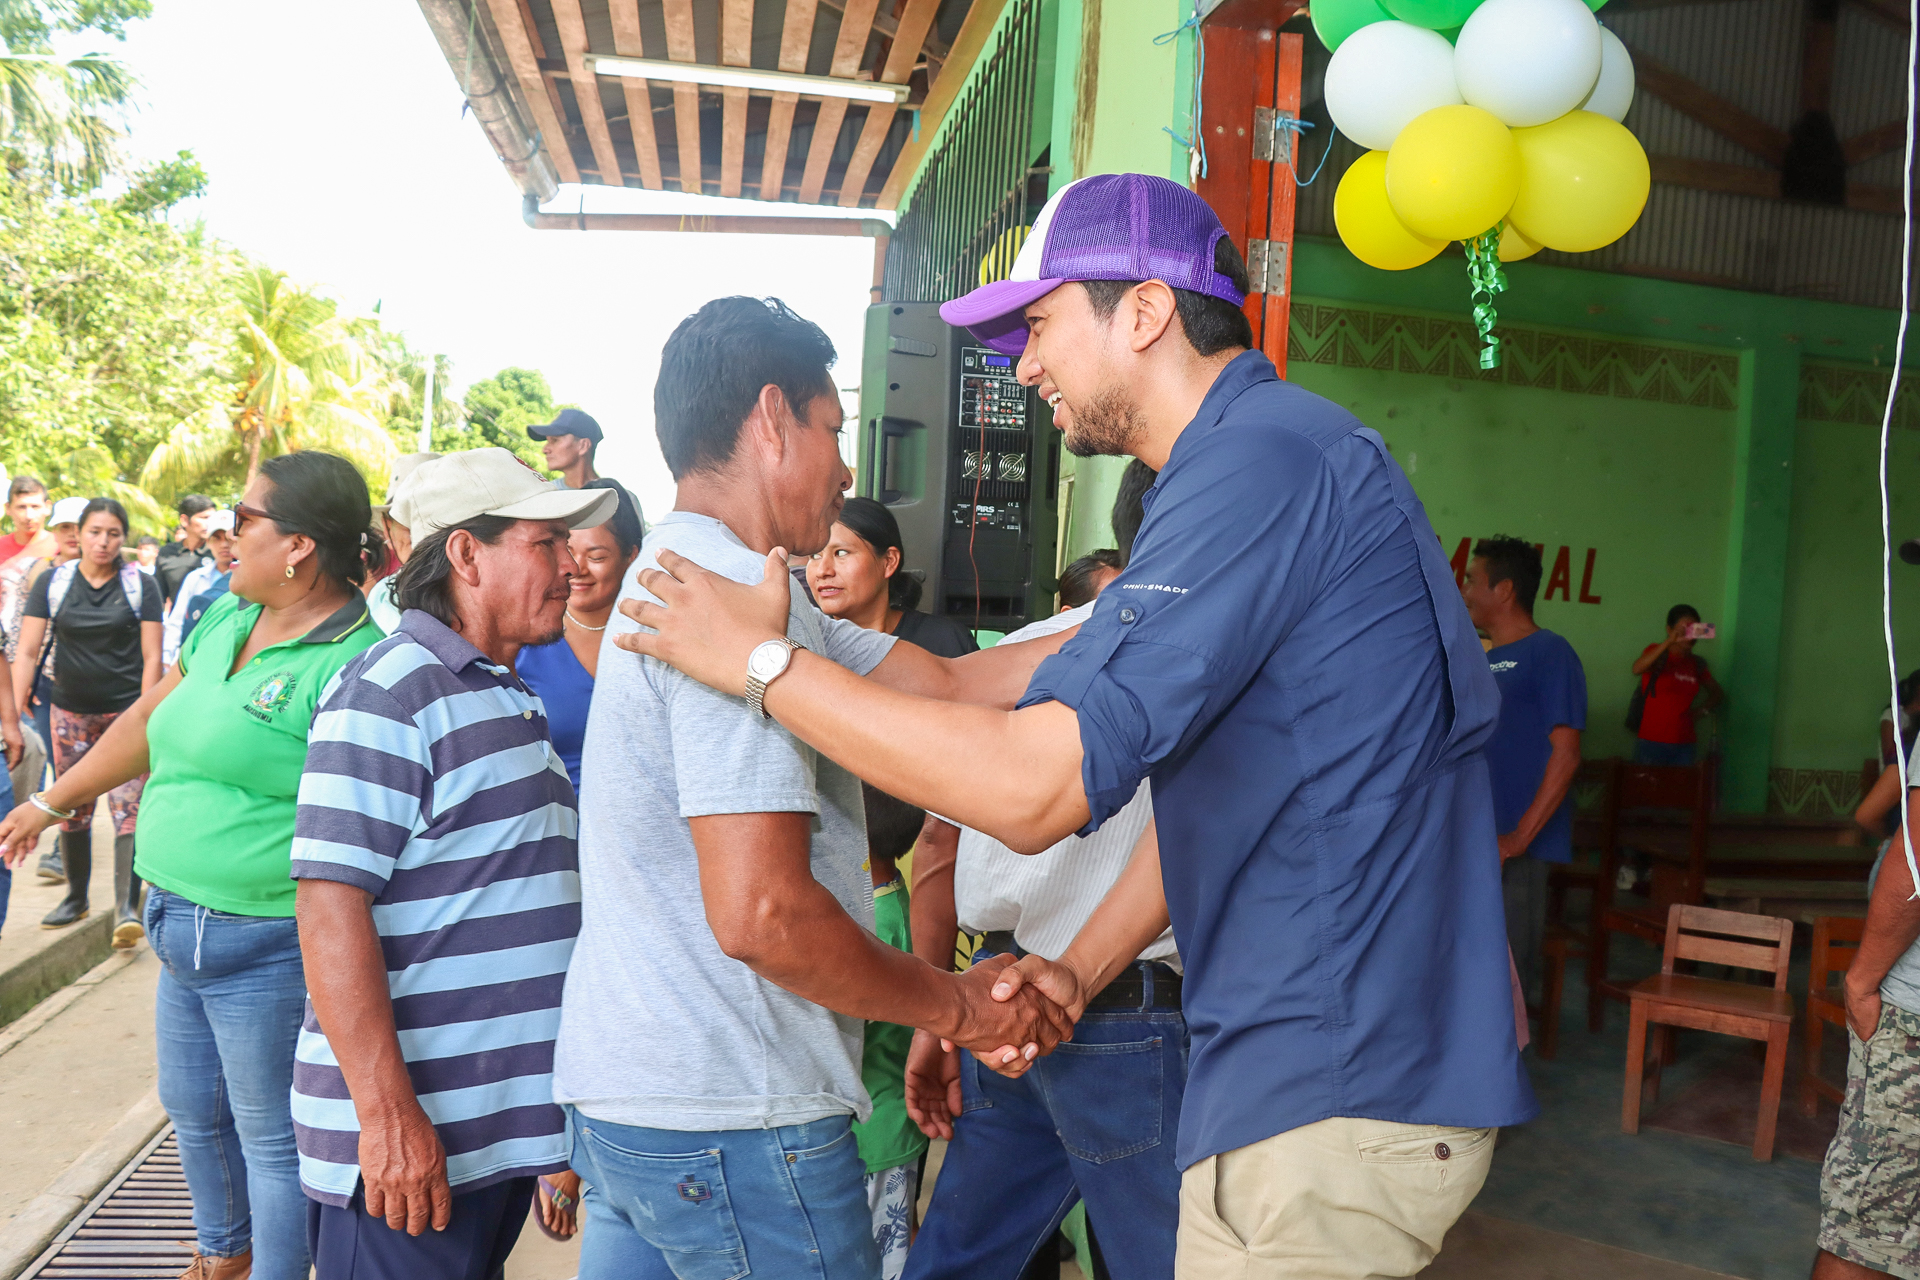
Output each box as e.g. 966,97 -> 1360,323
884,0 -> 1044,303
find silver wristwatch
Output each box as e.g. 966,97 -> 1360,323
744,637 -> 802,719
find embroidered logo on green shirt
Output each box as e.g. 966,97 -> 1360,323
246,671 -> 297,721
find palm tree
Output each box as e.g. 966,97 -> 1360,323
140,267 -> 399,500
0,1 -> 140,192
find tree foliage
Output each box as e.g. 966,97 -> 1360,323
433,366 -> 553,472
0,0 -> 147,192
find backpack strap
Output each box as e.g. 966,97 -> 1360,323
45,562 -> 76,616
118,563 -> 142,616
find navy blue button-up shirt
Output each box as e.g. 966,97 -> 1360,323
1021,350 -> 1536,1169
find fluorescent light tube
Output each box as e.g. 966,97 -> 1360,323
583,54 -> 908,105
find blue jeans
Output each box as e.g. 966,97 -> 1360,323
906,972 -> 1189,1280
567,1107 -> 879,1280
1633,739 -> 1696,766
146,887 -> 309,1280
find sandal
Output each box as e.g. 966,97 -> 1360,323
534,1175 -> 579,1241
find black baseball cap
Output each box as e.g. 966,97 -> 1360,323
527,408 -> 603,443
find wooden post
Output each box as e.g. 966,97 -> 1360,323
1192,5 -> 1306,377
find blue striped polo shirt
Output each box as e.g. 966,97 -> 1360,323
289,608 -> 581,1206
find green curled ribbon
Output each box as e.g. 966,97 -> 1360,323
1464,226 -> 1507,371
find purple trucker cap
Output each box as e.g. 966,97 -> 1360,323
939,173 -> 1247,356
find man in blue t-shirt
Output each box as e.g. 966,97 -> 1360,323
1462,536 -> 1587,1009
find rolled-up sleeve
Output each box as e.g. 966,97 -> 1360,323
1021,424 -> 1340,830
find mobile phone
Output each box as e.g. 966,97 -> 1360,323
1687,622 -> 1716,640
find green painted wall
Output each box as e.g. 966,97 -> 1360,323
1286,356 -> 1736,764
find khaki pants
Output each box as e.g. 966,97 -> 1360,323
1176,1116 -> 1496,1279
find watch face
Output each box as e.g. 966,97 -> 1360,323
747,639 -> 792,681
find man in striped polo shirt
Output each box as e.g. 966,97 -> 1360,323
290,448 -> 616,1280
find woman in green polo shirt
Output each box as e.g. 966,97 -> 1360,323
0,451 -> 385,1280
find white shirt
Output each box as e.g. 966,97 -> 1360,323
950,603 -> 1179,967
161,560 -> 222,667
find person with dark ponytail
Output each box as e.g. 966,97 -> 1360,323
0,450 -> 384,1280
807,496 -> 977,659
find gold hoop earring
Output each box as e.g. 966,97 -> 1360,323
284,564 -> 296,580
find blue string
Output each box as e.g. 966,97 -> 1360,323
1282,118 -> 1334,187
1155,5 -> 1207,180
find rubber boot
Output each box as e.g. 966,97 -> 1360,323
41,830 -> 90,928
35,845 -> 63,883
112,834 -> 143,949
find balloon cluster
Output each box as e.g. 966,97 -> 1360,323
1317,0 -> 1651,364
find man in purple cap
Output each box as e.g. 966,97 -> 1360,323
614,173 -> 1535,1278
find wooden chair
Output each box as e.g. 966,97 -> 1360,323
1587,759 -> 1713,1032
1622,904 -> 1795,1161
1800,914 -> 1866,1116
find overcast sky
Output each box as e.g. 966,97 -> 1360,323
103,0 -> 886,520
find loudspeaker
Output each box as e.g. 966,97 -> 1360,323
858,301 -> 1059,634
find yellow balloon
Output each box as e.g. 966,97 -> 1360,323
978,226 -> 1029,286
1496,219 -> 1542,261
1336,151 -> 1446,271
1508,110 -> 1651,253
1385,105 -> 1521,241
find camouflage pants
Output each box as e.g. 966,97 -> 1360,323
1820,1002 -> 1920,1278
50,706 -> 144,835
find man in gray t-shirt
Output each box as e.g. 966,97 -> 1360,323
551,297 -> 1073,1280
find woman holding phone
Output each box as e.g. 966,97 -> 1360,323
1629,604 -> 1725,767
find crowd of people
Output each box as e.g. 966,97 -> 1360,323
0,168 -> 1861,1280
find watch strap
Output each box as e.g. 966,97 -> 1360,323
745,637 -> 802,719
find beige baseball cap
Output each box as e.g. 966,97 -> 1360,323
400,447 -> 616,536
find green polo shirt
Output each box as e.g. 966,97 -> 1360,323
135,591 -> 383,916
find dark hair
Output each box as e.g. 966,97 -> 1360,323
135,535 -> 159,548
1112,459 -> 1158,566
7,475 -> 46,501
654,296 -> 838,480
1473,535 -> 1543,614
79,497 -> 129,537
392,515 -> 515,626
1079,237 -> 1255,357
1900,668 -> 1920,708
258,452 -> 386,590
836,495 -> 919,610
862,783 -> 924,863
1060,549 -> 1122,609
176,493 -> 214,517
582,478 -> 645,556
1667,603 -> 1701,628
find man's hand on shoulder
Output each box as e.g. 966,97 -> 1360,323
614,547 -> 790,692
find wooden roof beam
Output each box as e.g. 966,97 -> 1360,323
838,0 -> 943,208
877,0 -> 1009,210
1844,118 -> 1908,165
482,0 -> 580,184
1846,0 -> 1908,28
759,0 -> 820,199
1625,44 -> 1791,165
549,0 -> 626,186
719,0 -> 755,197
821,0 -> 951,71
663,0 -> 704,193
608,0 -> 665,188
799,0 -> 883,203
1650,152 -> 1903,213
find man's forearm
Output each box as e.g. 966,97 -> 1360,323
909,817 -> 961,973
870,630 -> 1076,709
1511,731 -> 1580,849
295,881 -> 420,1117
1856,818 -> 1920,993
764,653 -> 1090,850
1059,818 -> 1170,1006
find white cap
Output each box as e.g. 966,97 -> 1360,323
401,448 -> 615,536
48,497 -> 87,527
202,508 -> 235,535
377,451 -> 442,518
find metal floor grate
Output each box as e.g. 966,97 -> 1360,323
22,1126 -> 192,1280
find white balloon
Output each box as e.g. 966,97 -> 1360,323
1455,0 -> 1603,128
1580,28 -> 1635,121
1324,22 -> 1464,152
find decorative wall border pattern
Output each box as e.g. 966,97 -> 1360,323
1287,301 -> 1741,410
1767,766 -> 1867,818
1797,359 -> 1920,430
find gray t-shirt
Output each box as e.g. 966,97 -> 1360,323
552,511 -> 897,1131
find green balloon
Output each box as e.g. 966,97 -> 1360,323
1311,0 -> 1394,51
1436,23 -> 1463,41
1380,0 -> 1483,30
1584,0 -> 1608,9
